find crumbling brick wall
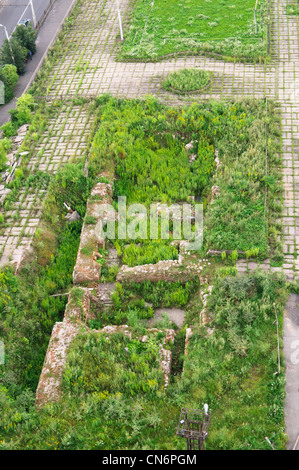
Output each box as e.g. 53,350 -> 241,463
36,320 -> 81,407
116,259 -> 205,283
73,182 -> 114,285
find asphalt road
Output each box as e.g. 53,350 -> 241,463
0,0 -> 77,127
0,0 -> 52,46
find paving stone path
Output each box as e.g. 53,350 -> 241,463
0,103 -> 93,268
47,0 -> 276,103
236,1 -> 299,285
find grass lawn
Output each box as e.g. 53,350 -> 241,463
120,0 -> 269,61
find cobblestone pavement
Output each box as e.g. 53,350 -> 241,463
0,103 -> 92,268
237,1 -> 299,282
47,0 -> 276,103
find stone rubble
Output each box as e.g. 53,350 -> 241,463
73,180 -> 113,284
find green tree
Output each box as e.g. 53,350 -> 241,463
0,64 -> 19,103
0,38 -> 26,75
11,24 -> 37,56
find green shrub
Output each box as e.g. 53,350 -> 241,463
63,331 -> 164,398
163,68 -> 210,93
1,93 -> 35,137
1,121 -> 17,138
9,93 -> 35,127
0,138 -> 11,170
43,163 -> 92,224
0,64 -> 19,103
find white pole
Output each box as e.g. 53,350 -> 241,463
116,0 -> 124,41
2,25 -> 9,42
29,0 -> 37,29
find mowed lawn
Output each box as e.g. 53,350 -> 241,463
121,0 -> 268,60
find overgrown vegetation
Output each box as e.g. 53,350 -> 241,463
163,68 -> 211,94
0,23 -> 37,105
174,269 -> 288,450
0,8 -> 287,447
0,93 -> 36,172
1,93 -> 35,138
0,221 -> 82,392
0,270 -> 288,450
0,163 -> 90,443
88,279 -> 198,330
90,96 -> 281,262
120,0 -> 269,62
63,331 -> 165,397
0,64 -> 19,104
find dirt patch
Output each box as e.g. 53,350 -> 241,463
147,308 -> 186,329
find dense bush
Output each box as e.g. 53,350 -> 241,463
42,162 -> 93,226
63,331 -> 164,397
0,38 -> 26,75
163,68 -> 210,93
1,93 -> 35,138
0,137 -> 12,171
91,97 -> 281,260
12,24 -> 37,56
0,64 -> 19,103
0,270 -> 287,450
122,240 -> 179,267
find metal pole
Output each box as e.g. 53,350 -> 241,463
254,0 -> 259,35
2,25 -> 10,42
116,0 -> 124,41
274,304 -> 281,375
29,0 -> 37,29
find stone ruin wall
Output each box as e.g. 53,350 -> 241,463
36,169 -> 218,407
73,181 -> 114,284
36,181 -> 180,407
36,286 -> 176,406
